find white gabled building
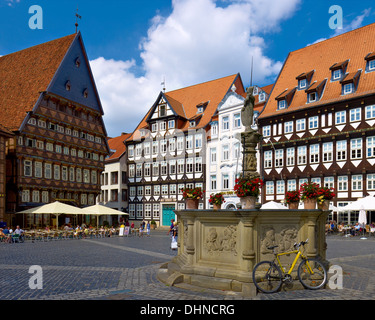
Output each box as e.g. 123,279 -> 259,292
206,84 -> 273,209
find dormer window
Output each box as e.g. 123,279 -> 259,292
196,101 -> 208,114
275,88 -> 296,111
189,121 -> 196,128
365,53 -> 375,72
259,92 -> 266,102
278,100 -> 286,110
343,83 -> 353,95
340,70 -> 361,95
299,78 -> 307,89
296,70 -> 314,90
330,60 -> 348,81
333,69 -> 342,80
65,81 -> 71,91
308,92 -> 317,103
305,79 -> 327,104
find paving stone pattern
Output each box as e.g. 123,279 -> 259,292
0,231 -> 374,300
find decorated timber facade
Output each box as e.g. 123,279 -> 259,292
258,23 -> 375,223
0,33 -> 109,227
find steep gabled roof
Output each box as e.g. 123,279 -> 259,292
0,34 -> 77,131
127,74 -> 244,142
259,22 -> 375,119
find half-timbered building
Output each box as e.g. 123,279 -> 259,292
258,23 -> 375,224
125,74 -> 246,226
0,33 -> 109,227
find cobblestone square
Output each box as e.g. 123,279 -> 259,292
0,231 -> 374,301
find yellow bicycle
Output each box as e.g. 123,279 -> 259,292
252,239 -> 327,294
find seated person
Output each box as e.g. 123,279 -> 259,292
351,223 -> 361,236
337,223 -> 345,233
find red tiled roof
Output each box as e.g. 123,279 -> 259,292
259,22 -> 375,119
106,133 -> 132,162
0,34 -> 77,131
127,74 -> 244,141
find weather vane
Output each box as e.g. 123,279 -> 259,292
75,7 -> 82,33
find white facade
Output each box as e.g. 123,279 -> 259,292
98,154 -> 128,225
206,91 -> 245,209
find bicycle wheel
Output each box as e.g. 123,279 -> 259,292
298,258 -> 327,290
252,261 -> 283,294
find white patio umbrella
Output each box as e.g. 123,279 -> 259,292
359,209 -> 368,240
261,201 -> 287,210
84,204 -> 128,227
16,201 -> 85,229
339,196 -> 375,211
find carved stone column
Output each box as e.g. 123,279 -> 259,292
241,130 -> 262,179
186,218 -> 195,264
241,219 -> 255,271
307,217 -> 317,258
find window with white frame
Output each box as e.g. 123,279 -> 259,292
136,164 -> 142,177
153,204 -> 160,217
211,175 -> 217,190
264,151 -> 272,168
351,138 -> 362,159
32,190 -> 40,203
152,141 -> 158,155
297,146 -> 307,165
337,140 -> 347,161
22,190 -> 30,203
366,105 -> 375,119
211,123 -> 218,136
333,69 -> 342,80
34,162 -> 43,178
161,161 -> 167,175
223,174 -> 230,189
169,161 -> 176,175
169,138 -> 175,153
284,121 -> 293,134
42,191 -> 49,203
350,108 -> 361,122
367,136 -> 375,158
210,148 -> 217,164
296,119 -> 306,132
136,204 -> 143,218
45,163 -> 52,179
352,175 -> 363,191
145,186 -> 152,196
129,204 -> 135,218
129,165 -> 135,178
54,165 -> 60,180
170,184 -> 177,195
177,159 -> 184,174
177,137 -> 184,151
160,121 -> 166,131
299,178 -> 308,188
287,148 -> 295,166
178,184 -> 184,194
276,180 -> 285,195
338,176 -> 348,191
154,185 -> 160,196
76,168 -> 82,182
195,157 -> 202,173
144,163 -> 151,177
145,204 -> 152,218
310,144 -> 320,164
335,111 -> 346,124
234,143 -> 241,159
222,145 -> 230,161
62,166 -> 68,181
275,150 -> 283,168
186,158 -> 194,173
186,136 -> 193,150
323,142 -> 333,162
144,142 -> 151,156
222,116 -> 229,131
343,83 -> 354,95
263,125 -> 271,137
278,100 -> 286,110
324,177 -> 334,189
135,144 -> 142,157
152,123 -> 158,132
311,178 -> 321,186
153,162 -> 159,176
308,116 -> 318,129
137,186 -> 144,196
287,180 -> 297,191
161,140 -> 167,153
266,181 -> 274,195
195,134 -> 202,149
234,113 -> 241,128
168,120 -> 175,129
367,174 -> 375,190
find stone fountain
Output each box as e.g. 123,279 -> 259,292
157,88 -> 330,297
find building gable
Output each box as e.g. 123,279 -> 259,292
47,33 -> 103,115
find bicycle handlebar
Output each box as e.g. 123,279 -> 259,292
294,239 -> 309,249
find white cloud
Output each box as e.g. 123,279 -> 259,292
334,8 -> 372,36
91,0 -> 301,137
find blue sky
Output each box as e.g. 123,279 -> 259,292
1,0 -> 375,136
